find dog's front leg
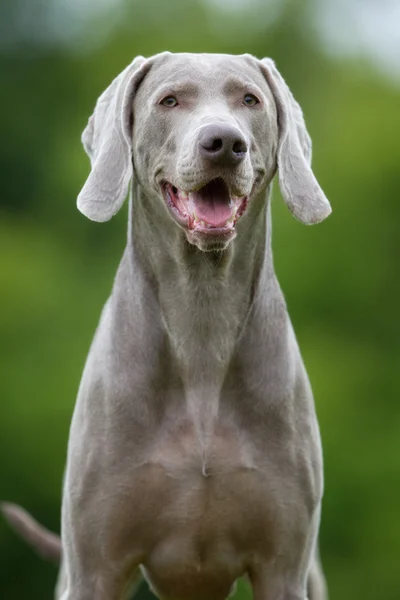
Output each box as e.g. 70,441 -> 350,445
251,571 -> 309,600
55,560 -> 67,599
307,548 -> 328,600
249,511 -> 322,600
57,481 -> 142,600
57,551 -> 141,600
250,553 -> 327,600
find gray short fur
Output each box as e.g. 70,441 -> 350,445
3,52 -> 331,600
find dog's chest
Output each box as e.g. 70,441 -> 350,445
129,417 -> 277,598
149,415 -> 256,475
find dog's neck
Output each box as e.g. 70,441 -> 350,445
123,184 -> 278,448
127,184 -> 274,379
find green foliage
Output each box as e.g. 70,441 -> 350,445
1,1 -> 399,598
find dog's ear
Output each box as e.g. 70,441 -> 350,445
260,58 -> 331,225
77,56 -> 149,222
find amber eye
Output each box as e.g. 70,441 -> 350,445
161,96 -> 178,108
243,94 -> 259,107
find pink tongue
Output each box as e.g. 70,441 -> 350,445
190,179 -> 234,227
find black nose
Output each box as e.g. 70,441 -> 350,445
198,124 -> 248,166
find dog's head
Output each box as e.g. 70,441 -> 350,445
78,52 -> 331,251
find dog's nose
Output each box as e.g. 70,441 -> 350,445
198,124 -> 248,166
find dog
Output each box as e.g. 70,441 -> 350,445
2,52 -> 331,600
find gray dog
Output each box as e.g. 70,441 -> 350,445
2,52 -> 331,600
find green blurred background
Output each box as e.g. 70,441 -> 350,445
1,0 -> 399,598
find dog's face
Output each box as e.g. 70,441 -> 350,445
77,52 -> 331,251
132,54 -> 278,251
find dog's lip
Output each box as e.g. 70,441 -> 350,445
161,180 -> 249,235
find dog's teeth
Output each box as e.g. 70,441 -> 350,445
180,191 -> 188,200
200,220 -> 207,227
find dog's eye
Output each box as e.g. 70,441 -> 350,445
243,94 -> 259,107
161,96 -> 178,108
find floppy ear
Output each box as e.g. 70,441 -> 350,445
77,56 -> 149,222
260,58 -> 331,225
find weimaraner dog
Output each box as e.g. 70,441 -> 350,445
2,52 -> 331,600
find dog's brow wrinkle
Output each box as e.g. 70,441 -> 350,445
157,82 -> 199,98
222,77 -> 254,95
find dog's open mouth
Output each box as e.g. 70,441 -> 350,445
162,178 -> 248,234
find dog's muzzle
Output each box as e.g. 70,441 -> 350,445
162,178 -> 248,235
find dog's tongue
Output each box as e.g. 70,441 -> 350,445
190,179 -> 233,227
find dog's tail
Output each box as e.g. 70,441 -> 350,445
1,502 -> 61,564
